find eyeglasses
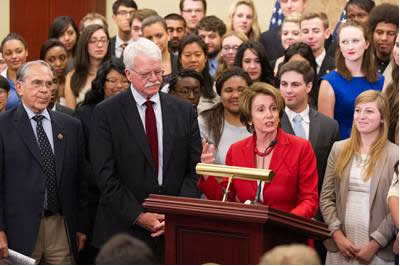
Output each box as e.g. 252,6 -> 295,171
106,78 -> 130,86
175,88 -> 200,96
222,45 -> 240,52
182,9 -> 204,14
117,10 -> 135,17
130,69 -> 164,80
89,38 -> 109,45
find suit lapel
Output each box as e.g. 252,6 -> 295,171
308,108 -> 320,150
50,111 -> 65,186
280,112 -> 295,135
120,92 -> 153,167
269,129 -> 290,172
369,151 -> 386,208
160,93 -> 174,172
14,105 -> 43,167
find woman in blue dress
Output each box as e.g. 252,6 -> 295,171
318,20 -> 383,139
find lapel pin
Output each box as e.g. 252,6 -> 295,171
57,133 -> 64,140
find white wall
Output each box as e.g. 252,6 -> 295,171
0,0 -> 10,41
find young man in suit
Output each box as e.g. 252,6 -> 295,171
300,12 -> 336,105
0,60 -> 88,264
90,38 -> 201,260
279,60 -> 339,262
109,0 -> 138,58
300,12 -> 335,79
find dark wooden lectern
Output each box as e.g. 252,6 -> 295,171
143,194 -> 330,265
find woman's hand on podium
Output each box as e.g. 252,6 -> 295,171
201,139 -> 216,181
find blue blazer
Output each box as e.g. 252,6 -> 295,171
0,104 -> 88,259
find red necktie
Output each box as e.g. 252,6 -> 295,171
145,100 -> 158,175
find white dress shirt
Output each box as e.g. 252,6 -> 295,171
285,105 -> 310,140
130,86 -> 164,185
115,36 -> 133,58
315,49 -> 326,74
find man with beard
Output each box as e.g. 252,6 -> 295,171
90,38 -> 201,261
196,16 -> 227,79
164,14 -> 187,55
109,0 -> 138,58
368,3 -> 399,74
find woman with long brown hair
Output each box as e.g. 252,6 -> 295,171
64,24 -> 110,109
320,90 -> 398,264
318,20 -> 384,139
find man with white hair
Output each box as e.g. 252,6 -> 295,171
90,38 -> 201,260
0,60 -> 88,264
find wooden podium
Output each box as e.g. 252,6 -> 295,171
143,194 -> 330,265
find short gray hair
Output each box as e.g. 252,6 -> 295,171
123,37 -> 162,70
17,60 -> 53,81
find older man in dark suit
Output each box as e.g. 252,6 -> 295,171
90,38 -> 201,259
278,60 -> 339,263
0,60 -> 88,264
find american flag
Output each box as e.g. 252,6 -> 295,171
269,0 -> 284,30
332,0 -> 349,40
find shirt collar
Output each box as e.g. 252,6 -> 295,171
22,102 -> 51,121
116,35 -> 132,48
0,68 -> 7,79
315,49 -> 326,68
285,105 -> 310,124
130,85 -> 161,106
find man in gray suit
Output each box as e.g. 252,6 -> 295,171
279,60 -> 339,192
279,60 -> 339,262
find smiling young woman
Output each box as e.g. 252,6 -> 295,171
320,90 -> 398,265
0,32 -> 29,110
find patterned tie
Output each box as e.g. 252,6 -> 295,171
120,43 -> 128,57
145,101 -> 158,175
32,115 -> 60,214
292,114 -> 306,139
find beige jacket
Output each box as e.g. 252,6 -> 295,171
320,140 -> 399,261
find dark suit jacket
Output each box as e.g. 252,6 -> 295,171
108,36 -> 117,57
313,54 -> 336,108
317,54 -> 336,81
90,91 -> 201,249
0,105 -> 88,259
55,103 -> 75,116
259,27 -> 284,68
281,108 -> 340,194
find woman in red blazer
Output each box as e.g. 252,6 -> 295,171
199,82 -> 318,218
